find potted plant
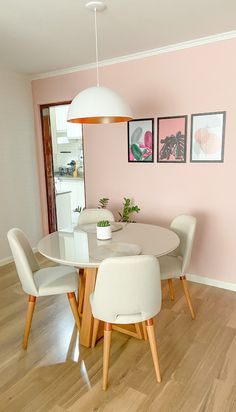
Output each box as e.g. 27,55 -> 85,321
97,197 -> 109,209
72,205 -> 84,225
97,196 -> 140,222
118,197 -> 140,222
96,220 -> 112,240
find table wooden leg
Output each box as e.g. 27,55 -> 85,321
135,323 -> 143,339
78,268 -> 85,317
79,267 -> 98,347
91,318 -> 100,348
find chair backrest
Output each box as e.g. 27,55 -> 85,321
91,255 -> 161,323
170,215 -> 197,274
7,228 -> 39,295
78,208 -> 115,225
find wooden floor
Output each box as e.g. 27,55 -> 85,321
0,254 -> 235,412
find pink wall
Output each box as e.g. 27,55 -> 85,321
32,38 -> 236,284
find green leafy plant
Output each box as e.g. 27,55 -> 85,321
97,220 -> 111,227
73,205 -> 83,213
118,197 -> 140,223
98,198 -> 109,209
159,130 -> 185,161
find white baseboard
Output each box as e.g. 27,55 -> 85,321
0,247 -> 38,267
0,256 -> 13,267
188,274 -> 236,292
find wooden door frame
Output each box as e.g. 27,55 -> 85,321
40,101 -> 86,233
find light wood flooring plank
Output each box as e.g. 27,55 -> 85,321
0,260 -> 235,412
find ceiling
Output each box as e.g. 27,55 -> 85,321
0,0 -> 236,75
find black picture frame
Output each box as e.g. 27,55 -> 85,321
190,111 -> 226,163
127,118 -> 154,163
157,115 -> 187,163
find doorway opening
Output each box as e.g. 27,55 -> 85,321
41,102 -> 86,233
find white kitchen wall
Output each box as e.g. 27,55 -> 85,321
55,140 -> 83,171
0,71 -> 42,263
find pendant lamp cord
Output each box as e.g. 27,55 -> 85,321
94,7 -> 100,87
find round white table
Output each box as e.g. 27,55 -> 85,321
38,223 -> 179,347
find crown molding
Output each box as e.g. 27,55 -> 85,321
31,30 -> 236,81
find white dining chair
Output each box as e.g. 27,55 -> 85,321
77,208 -> 115,316
7,228 -> 81,349
90,255 -> 162,390
159,215 -> 197,319
77,208 -> 115,225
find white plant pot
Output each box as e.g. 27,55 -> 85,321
96,225 -> 112,240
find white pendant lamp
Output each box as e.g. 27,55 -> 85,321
67,1 -> 133,124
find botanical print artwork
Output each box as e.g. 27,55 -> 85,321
128,118 -> 154,162
157,116 -> 187,162
190,112 -> 226,162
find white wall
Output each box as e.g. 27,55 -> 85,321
0,71 -> 42,263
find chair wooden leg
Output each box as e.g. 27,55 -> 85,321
180,275 -> 195,320
91,318 -> 100,348
67,292 -> 81,330
146,319 -> 161,383
102,322 -> 112,391
168,279 -> 175,301
78,269 -> 85,317
23,295 -> 36,350
142,321 -> 148,340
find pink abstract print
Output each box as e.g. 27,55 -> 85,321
190,112 -> 226,162
128,119 -> 154,162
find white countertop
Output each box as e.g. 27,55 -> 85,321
55,190 -> 72,196
56,176 -> 84,181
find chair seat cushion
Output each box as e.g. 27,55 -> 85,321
34,265 -> 78,296
159,255 -> 182,280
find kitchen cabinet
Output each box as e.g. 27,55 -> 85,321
54,105 -> 82,139
58,178 -> 85,225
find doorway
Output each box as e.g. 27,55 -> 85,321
41,102 -> 86,233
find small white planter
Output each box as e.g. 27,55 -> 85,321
96,225 -> 112,240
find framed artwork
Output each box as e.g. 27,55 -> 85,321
128,118 -> 154,162
190,111 -> 226,162
157,115 -> 187,162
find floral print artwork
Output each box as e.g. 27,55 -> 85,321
128,119 -> 154,162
